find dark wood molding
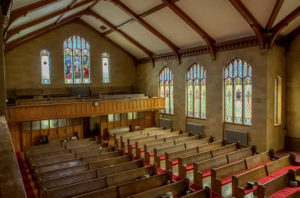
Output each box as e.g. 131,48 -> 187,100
228,0 -> 265,49
137,36 -> 258,63
86,9 -> 154,63
5,11 -> 87,53
6,0 -> 96,42
1,0 -> 13,17
266,0 -> 284,30
108,0 -> 181,63
270,6 -> 300,47
161,0 -> 216,60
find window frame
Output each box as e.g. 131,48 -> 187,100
158,67 -> 174,115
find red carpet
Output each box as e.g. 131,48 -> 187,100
16,152 -> 36,198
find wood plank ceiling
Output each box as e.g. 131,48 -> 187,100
3,0 -> 300,62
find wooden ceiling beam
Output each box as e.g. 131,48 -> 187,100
228,0 -> 265,48
86,9 -> 154,64
161,0 -> 216,59
9,0 -> 62,26
108,0 -> 181,63
270,6 -> 300,47
56,0 -> 78,24
266,0 -> 284,30
5,11 -> 87,53
6,0 -> 96,42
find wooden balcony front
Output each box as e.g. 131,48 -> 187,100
7,97 -> 165,122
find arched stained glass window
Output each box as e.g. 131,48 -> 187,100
224,58 -> 252,125
102,53 -> 110,83
159,67 -> 174,115
64,35 -> 90,84
41,50 -> 50,84
186,63 -> 206,119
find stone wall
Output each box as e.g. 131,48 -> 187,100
137,46 -> 270,152
4,20 -> 136,90
287,35 -> 300,138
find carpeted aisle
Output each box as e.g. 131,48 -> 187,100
16,152 -> 36,198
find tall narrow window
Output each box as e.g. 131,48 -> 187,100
64,35 -> 90,84
41,50 -> 50,84
224,58 -> 252,125
186,63 -> 206,119
102,53 -> 110,83
274,76 -> 282,125
159,67 -> 174,115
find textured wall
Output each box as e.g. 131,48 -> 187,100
287,35 -> 300,138
5,20 -> 136,90
137,46 -> 268,152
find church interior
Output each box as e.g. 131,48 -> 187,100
1,0 -> 300,197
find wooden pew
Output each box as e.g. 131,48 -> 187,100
44,171 -> 170,198
193,145 -> 253,187
257,169 -> 300,198
232,153 -> 300,198
165,140 -> 223,172
181,187 -> 211,198
154,137 -> 211,168
212,150 -> 272,194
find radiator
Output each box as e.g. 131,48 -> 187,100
159,118 -> 172,129
224,130 -> 248,146
186,122 -> 204,137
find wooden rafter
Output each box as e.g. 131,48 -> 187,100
108,0 -> 181,63
6,0 -> 96,42
5,10 -> 88,52
266,0 -> 284,30
1,0 -> 13,17
86,9 -> 154,63
9,0 -> 62,26
56,0 -> 78,24
270,6 -> 300,47
161,0 -> 216,59
229,0 -> 265,48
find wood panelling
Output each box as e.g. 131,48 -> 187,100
7,98 -> 164,122
285,136 -> 300,151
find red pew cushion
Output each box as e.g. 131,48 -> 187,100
150,152 -> 154,156
139,148 -> 144,152
172,160 -> 178,165
202,171 -> 211,178
160,156 -> 165,160
269,186 -> 300,198
186,164 -> 193,171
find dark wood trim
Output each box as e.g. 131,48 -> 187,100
161,0 -> 216,60
86,9 -> 154,62
5,11 -> 87,53
266,0 -> 284,30
1,0 -> 13,17
6,0 -> 96,42
109,0 -> 181,63
228,0 -> 265,48
270,6 -> 300,47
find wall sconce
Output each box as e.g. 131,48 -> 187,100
93,101 -> 99,107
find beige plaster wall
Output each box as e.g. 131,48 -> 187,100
137,47 -> 268,152
266,46 -> 286,151
4,20 -> 136,90
287,35 -> 300,138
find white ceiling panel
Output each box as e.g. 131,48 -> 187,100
121,21 -> 171,54
106,31 -> 148,58
7,17 -> 59,43
119,0 -> 162,15
92,1 -> 131,26
241,0 -> 277,27
176,0 -> 254,42
281,16 -> 300,35
10,0 -> 72,30
80,15 -> 110,33
61,2 -> 94,20
12,0 -> 40,10
274,1 -> 300,26
144,7 -> 205,49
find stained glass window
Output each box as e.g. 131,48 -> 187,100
274,76 -> 282,125
159,67 -> 174,115
64,35 -> 90,84
224,58 -> 252,125
102,53 -> 110,83
186,64 -> 206,119
41,50 -> 51,84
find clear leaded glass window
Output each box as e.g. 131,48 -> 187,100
274,76 -> 282,125
41,50 -> 50,84
186,63 -> 206,119
159,67 -> 174,115
64,35 -> 90,84
102,53 -> 110,83
224,58 -> 252,125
